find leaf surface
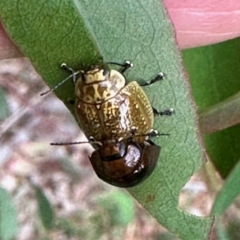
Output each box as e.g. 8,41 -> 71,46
0,0 -> 213,238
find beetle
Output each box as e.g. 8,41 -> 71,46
42,61 -> 173,187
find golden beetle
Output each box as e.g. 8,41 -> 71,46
42,61 -> 173,187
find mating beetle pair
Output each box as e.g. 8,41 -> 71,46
42,61 -> 173,187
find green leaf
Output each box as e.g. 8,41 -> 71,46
34,185 -> 54,230
0,0 -> 213,238
182,38 -> 240,178
212,161 -> 240,215
0,187 -> 18,240
97,191 -> 135,226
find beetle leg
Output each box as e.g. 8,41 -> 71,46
107,60 -> 133,73
61,63 -> 80,84
61,63 -> 75,74
120,61 -> 133,73
127,129 -> 169,142
152,107 -> 174,116
140,72 -> 164,86
130,126 -> 137,135
89,136 -> 103,147
147,129 -> 170,138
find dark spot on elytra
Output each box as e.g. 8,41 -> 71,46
86,86 -> 95,97
106,101 -> 112,108
97,84 -> 108,97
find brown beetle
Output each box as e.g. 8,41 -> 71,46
42,61 -> 173,187
90,138 -> 161,187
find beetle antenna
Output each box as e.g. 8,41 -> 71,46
139,72 -> 165,86
40,64 -> 80,96
50,141 -> 90,146
50,137 -> 103,147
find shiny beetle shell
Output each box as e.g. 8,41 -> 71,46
74,65 -> 160,187
75,67 -> 153,142
90,140 -> 160,187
